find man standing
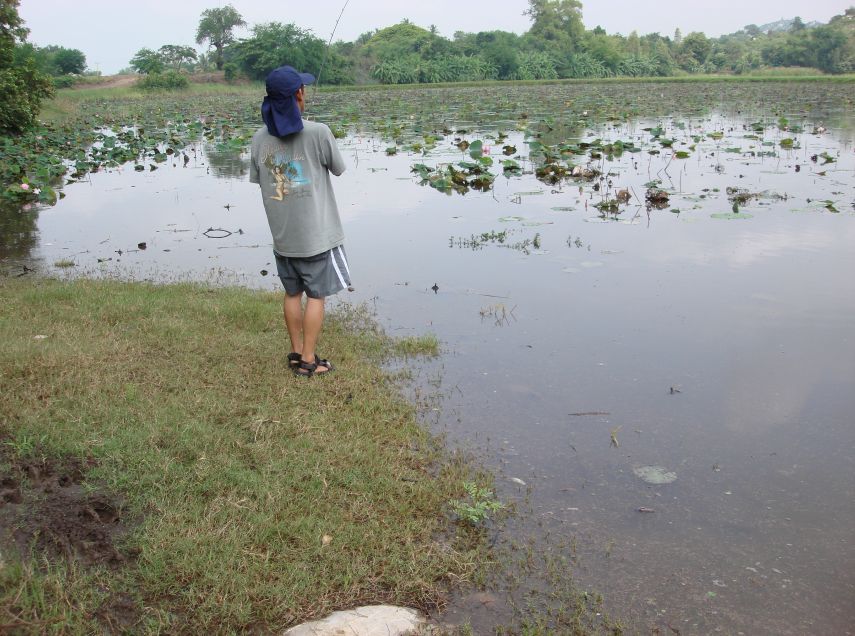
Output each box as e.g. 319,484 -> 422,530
250,65 -> 350,377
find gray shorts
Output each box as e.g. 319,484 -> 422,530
274,245 -> 352,298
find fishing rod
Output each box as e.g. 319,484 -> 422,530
311,0 -> 350,105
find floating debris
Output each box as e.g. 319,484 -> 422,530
203,227 -> 242,239
633,465 -> 677,485
645,188 -> 670,203
610,425 -> 622,448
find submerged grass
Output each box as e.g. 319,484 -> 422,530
0,277 -> 481,632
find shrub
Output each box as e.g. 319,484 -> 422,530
223,62 -> 238,82
52,75 -> 76,89
0,62 -> 54,133
137,70 -> 189,91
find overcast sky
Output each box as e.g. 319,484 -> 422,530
19,0 -> 853,74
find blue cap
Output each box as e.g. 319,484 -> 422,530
261,66 -> 316,137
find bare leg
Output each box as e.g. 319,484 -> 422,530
283,293 -> 304,355
301,297 -> 330,373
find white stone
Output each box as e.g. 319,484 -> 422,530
283,605 -> 426,636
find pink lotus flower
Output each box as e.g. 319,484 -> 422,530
20,183 -> 30,190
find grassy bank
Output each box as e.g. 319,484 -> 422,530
0,277 -> 483,633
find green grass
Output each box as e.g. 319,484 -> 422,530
0,277 -> 481,633
41,82 -> 265,124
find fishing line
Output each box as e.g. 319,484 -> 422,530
311,0 -> 351,104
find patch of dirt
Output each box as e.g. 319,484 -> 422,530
71,74 -> 139,90
0,448 -> 144,631
0,450 -> 135,568
95,592 -> 142,633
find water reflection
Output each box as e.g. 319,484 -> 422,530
205,145 -> 250,180
0,202 -> 38,260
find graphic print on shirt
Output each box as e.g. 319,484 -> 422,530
263,150 -> 309,201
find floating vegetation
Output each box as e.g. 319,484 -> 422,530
449,230 -> 509,250
5,80 -> 849,211
479,303 -> 517,326
449,228 -> 543,255
411,160 -> 495,195
711,212 -> 754,220
593,199 -> 621,213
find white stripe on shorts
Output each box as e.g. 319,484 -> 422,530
335,245 -> 351,277
330,250 -> 348,289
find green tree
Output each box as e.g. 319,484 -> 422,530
129,48 -> 165,74
158,44 -> 197,71
523,0 -> 585,77
45,46 -> 86,74
475,31 -> 521,79
230,22 -> 340,82
0,0 -> 53,133
362,22 -> 452,62
677,32 -> 712,71
196,4 -> 245,70
811,24 -> 852,73
626,31 -> 641,57
582,31 -> 624,73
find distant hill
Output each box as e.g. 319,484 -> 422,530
748,18 -> 822,34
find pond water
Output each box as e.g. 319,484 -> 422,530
2,82 -> 854,634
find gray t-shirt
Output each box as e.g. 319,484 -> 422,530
249,120 -> 346,257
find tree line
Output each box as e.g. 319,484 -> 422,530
126,1 -> 854,85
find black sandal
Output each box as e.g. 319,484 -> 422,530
293,355 -> 334,377
287,352 -> 301,368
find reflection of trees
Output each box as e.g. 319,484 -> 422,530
0,202 -> 38,260
204,144 -> 250,180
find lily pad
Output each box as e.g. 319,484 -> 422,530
633,465 -> 677,485
498,215 -> 525,222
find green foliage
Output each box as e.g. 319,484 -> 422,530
761,19 -> 854,74
51,75 -> 75,89
196,4 -> 245,70
524,0 -> 585,61
516,50 -> 558,79
47,46 -> 86,74
15,44 -> 86,76
229,22 -> 328,82
677,32 -> 713,72
565,51 -> 612,78
157,44 -> 197,71
0,1 -> 53,133
475,30 -> 521,79
137,70 -> 189,91
223,61 -> 238,82
207,5 -> 853,86
450,482 -> 504,526
130,48 -> 165,75
363,21 -> 451,62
